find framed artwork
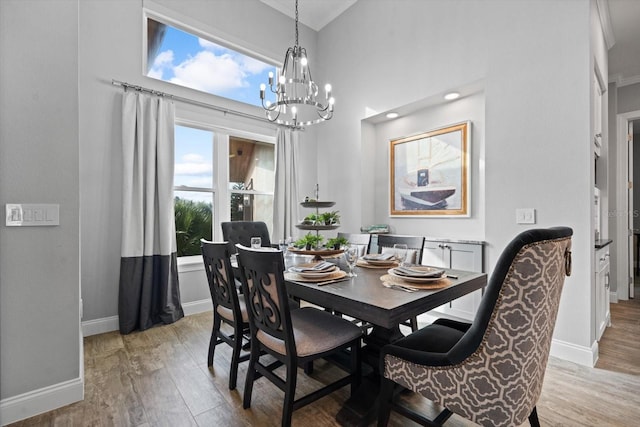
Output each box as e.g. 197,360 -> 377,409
390,122 -> 470,216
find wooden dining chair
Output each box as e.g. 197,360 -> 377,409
200,240 -> 250,390
338,232 -> 372,256
221,221 -> 273,254
376,234 -> 426,331
235,244 -> 363,427
378,227 -> 573,427
376,234 -> 425,265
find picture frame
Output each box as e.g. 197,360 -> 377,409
390,122 -> 470,217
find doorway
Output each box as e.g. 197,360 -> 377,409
616,111 -> 640,301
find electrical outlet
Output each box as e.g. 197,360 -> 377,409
516,208 -> 536,224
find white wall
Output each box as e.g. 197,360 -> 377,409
0,0 -> 82,422
316,0 -> 596,363
78,0 -> 318,325
369,91 -> 486,240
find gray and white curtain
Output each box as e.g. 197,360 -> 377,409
272,128 -> 300,241
118,90 -> 183,334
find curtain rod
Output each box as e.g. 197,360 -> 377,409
111,79 -> 275,127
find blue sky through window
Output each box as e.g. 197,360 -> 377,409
148,20 -> 276,107
174,125 -> 213,190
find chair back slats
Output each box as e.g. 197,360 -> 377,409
221,221 -> 272,253
201,240 -> 239,315
235,245 -> 294,353
337,232 -> 372,256
376,234 -> 425,264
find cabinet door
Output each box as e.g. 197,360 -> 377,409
422,241 -> 446,267
445,243 -> 484,320
596,266 -> 607,341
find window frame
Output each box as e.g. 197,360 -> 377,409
142,9 -> 279,108
174,118 -> 276,270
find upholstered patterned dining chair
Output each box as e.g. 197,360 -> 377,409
235,244 -> 363,427
378,227 -> 573,427
200,240 -> 250,390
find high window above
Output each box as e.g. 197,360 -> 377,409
146,17 -> 276,107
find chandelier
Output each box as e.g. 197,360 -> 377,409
260,0 -> 334,129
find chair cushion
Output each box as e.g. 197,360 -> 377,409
257,307 -> 362,357
382,322 -> 467,367
216,294 -> 249,323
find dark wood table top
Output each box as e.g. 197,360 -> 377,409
284,256 -> 487,330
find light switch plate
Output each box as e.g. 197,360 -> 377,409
5,204 -> 59,226
516,208 -> 536,224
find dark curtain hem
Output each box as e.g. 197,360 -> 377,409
118,252 -> 184,334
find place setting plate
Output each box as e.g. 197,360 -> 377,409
359,254 -> 398,268
286,262 -> 340,280
381,266 -> 451,289
285,269 -> 347,283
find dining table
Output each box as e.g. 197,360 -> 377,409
283,253 -> 488,426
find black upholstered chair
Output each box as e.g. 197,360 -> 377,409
221,221 -> 273,254
200,240 -> 250,390
235,244 -> 363,427
376,234 -> 425,265
378,227 -> 573,427
338,232 -> 372,257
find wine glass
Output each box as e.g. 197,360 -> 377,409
343,244 -> 359,277
393,243 -> 408,266
250,237 -> 262,249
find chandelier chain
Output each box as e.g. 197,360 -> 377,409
295,0 -> 299,46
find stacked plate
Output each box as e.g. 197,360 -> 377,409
288,261 -> 338,279
387,266 -> 445,283
361,253 -> 397,266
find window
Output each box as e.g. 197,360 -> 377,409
174,125 -> 214,256
228,137 -> 275,228
174,125 -> 275,258
146,16 -> 276,107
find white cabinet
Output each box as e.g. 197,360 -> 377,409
595,245 -> 611,341
422,240 -> 484,321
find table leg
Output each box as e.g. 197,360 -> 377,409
335,324 -> 405,426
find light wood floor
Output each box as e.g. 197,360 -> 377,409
9,296 -> 640,427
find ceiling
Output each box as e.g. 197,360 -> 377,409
259,0 -> 357,31
260,0 -> 640,86
606,0 -> 640,86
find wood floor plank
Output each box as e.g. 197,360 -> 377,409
8,295 -> 640,427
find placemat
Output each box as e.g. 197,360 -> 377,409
356,259 -> 398,269
380,274 -> 451,290
285,270 -> 347,283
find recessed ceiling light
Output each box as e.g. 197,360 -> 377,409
386,112 -> 399,119
444,92 -> 460,100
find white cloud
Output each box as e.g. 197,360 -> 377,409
153,49 -> 174,67
182,153 -> 205,163
170,50 -> 247,93
198,38 -> 223,51
175,162 -> 212,176
241,55 -> 271,74
175,153 -> 212,176
147,67 -> 163,79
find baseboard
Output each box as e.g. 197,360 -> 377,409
81,299 -> 212,337
0,377 -> 84,426
549,338 -> 598,367
182,298 -> 212,316
81,315 -> 119,337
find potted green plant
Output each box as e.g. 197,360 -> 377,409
294,233 -> 324,250
301,213 -> 320,225
326,236 -> 349,250
319,210 -> 340,225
